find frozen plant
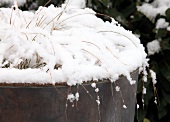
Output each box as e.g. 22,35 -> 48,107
0,1 -> 148,86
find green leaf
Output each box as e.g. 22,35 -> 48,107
137,77 -> 143,93
160,60 -> 170,82
158,71 -> 170,93
108,8 -> 129,27
158,98 -> 168,119
143,118 -> 150,122
160,38 -> 170,51
136,108 -> 147,122
100,0 -> 109,7
121,3 -> 136,18
112,0 -> 124,8
165,8 -> 170,21
158,108 -> 169,120
156,29 -> 167,38
161,88 -> 170,104
144,81 -> 154,107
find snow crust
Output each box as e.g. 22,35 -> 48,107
0,3 -> 147,85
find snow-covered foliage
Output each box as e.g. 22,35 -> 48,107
65,0 -> 86,8
137,0 -> 170,21
0,2 -> 148,86
156,18 -> 169,29
147,40 -> 161,55
0,0 -> 26,6
138,0 -> 170,56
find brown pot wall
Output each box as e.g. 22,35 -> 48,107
0,69 -> 138,122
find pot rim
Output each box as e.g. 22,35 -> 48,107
0,69 -> 138,88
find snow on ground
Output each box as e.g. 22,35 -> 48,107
0,1 -> 147,85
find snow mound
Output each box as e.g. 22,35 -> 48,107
0,3 -> 147,85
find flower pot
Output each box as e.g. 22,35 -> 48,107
0,69 -> 138,122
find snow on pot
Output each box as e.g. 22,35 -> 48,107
0,0 -> 151,122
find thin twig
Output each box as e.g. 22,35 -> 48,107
115,81 -> 126,107
10,7 -> 14,25
106,46 -> 126,63
57,13 -> 95,26
43,0 -> 70,29
53,85 -> 66,98
82,41 -> 100,50
37,0 -> 51,14
98,30 -> 137,47
81,84 -> 94,99
36,15 -> 45,26
26,0 -> 51,28
82,49 -> 101,63
21,32 -> 29,40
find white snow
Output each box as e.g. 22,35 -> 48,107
67,93 -> 75,102
137,104 -> 139,109
96,99 -> 100,105
64,0 -> 86,9
91,83 -> 96,88
154,97 -> 157,104
96,96 -> 100,105
156,18 -> 169,29
143,76 -> 147,82
95,88 -> 99,92
115,86 -> 120,92
150,69 -> 157,84
145,0 -> 149,2
0,2 -> 147,86
123,105 -> 127,109
143,86 -> 146,94
147,40 -> 161,55
75,92 -> 79,101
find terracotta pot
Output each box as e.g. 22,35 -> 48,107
0,69 -> 138,122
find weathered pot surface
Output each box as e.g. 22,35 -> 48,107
0,69 -> 138,122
